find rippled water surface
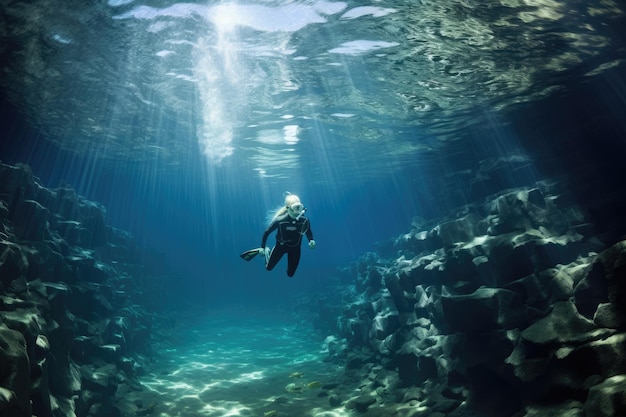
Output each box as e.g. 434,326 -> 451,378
2,0 -> 625,180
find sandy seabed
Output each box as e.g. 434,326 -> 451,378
117,310 -> 356,417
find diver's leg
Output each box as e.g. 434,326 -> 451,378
286,247 -> 302,277
266,245 -> 285,271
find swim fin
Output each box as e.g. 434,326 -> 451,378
240,247 -> 263,261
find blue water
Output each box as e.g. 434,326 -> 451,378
1,0 -> 626,309
0,130 -> 428,307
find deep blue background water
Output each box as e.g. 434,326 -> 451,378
0,100 -> 434,306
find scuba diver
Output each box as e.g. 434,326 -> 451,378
240,194 -> 316,277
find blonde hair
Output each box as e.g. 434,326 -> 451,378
284,194 -> 301,208
267,193 -> 301,224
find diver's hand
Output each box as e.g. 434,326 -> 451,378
308,240 -> 316,249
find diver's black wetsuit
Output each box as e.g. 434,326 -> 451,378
261,213 -> 314,277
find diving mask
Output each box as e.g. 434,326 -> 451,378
288,202 -> 305,218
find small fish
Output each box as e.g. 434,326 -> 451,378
307,381 -> 322,389
288,372 -> 304,378
264,411 -> 277,417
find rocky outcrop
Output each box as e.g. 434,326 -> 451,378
324,181 -> 626,416
0,162 -> 163,417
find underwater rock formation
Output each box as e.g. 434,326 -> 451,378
0,162 -> 161,417
325,180 -> 626,417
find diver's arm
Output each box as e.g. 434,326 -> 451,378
304,218 -> 315,248
261,220 -> 279,247
304,218 -> 314,241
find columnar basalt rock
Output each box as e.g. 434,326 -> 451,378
0,162 -> 163,417
328,182 -> 626,417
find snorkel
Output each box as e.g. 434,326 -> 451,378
296,207 -> 307,221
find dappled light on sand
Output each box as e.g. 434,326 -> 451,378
116,314 -> 365,417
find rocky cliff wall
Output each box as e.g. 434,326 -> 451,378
323,180 -> 626,417
0,162 -> 164,417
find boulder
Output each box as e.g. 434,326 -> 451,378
12,199 -> 49,241
384,273 -> 414,313
436,248 -> 480,288
345,349 -> 375,370
77,201 -> 107,248
1,308 -> 44,360
558,333 -> 626,381
51,188 -> 80,223
0,199 -> 9,219
0,326 -> 31,417
371,312 -> 400,340
597,240 -> 626,310
441,287 -> 524,332
353,394 -> 376,412
575,240 -> 626,320
80,364 -> 117,396
329,394 -> 342,407
414,285 -> 430,313
574,261 -> 610,320
105,317 -> 130,352
583,375 -> 626,417
31,335 -> 52,417
446,330 -> 517,375
521,400 -> 584,417
0,242 -> 29,288
361,266 -> 383,294
594,303 -> 625,329
487,188 -> 569,236
0,163 -> 31,211
55,220 -> 89,247
24,242 -> 71,283
521,301 -> 597,345
485,236 -> 537,285
436,212 -> 481,247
